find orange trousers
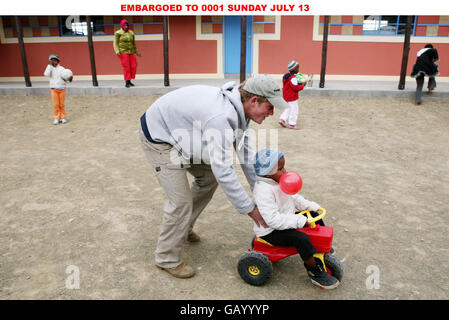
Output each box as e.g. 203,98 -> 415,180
51,89 -> 66,119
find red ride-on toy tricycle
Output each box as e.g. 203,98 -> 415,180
237,208 -> 343,286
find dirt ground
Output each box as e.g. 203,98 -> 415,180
0,94 -> 448,300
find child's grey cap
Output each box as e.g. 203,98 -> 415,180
254,149 -> 284,176
242,74 -> 289,110
288,60 -> 299,71
49,54 -> 60,61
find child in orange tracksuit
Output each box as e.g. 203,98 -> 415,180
279,60 -> 306,130
44,54 -> 72,125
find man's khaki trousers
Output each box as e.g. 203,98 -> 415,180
139,130 -> 218,268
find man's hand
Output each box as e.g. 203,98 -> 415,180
248,206 -> 268,228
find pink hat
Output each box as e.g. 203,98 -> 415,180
120,19 -> 129,29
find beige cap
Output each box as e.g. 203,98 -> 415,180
242,74 -> 289,110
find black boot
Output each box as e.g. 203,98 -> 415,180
125,81 -> 130,88
304,258 -> 339,289
128,81 -> 135,86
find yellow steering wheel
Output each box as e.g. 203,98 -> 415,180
299,208 -> 327,228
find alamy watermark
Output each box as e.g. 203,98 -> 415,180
167,123 -> 279,166
65,265 -> 80,290
65,16 -> 80,30
365,265 -> 380,289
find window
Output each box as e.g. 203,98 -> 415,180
414,16 -> 449,37
2,16 -> 60,38
318,16 -> 419,37
362,16 -> 416,35
314,16 -> 449,42
200,16 -> 223,34
59,16 -> 104,36
253,16 -> 276,34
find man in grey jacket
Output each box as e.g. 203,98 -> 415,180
139,75 -> 289,278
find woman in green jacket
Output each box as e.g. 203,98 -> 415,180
114,19 -> 141,87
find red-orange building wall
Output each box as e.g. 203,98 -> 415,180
258,16 -> 449,77
1,16 -> 448,78
0,16 -> 217,77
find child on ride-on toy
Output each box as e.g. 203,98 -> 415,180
253,149 -> 339,289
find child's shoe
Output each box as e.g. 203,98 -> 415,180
288,124 -> 300,130
304,259 -> 339,289
60,118 -> 67,124
278,119 -> 287,128
53,119 -> 59,125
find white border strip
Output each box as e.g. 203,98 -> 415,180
2,0 -> 449,15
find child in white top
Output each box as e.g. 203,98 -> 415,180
253,148 -> 339,289
44,54 -> 72,125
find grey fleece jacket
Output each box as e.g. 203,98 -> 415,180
144,81 -> 256,214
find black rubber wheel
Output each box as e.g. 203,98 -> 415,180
237,251 -> 273,286
324,253 -> 344,282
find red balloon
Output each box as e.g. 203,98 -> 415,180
279,171 -> 303,195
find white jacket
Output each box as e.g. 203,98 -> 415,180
253,175 -> 320,237
44,64 -> 67,89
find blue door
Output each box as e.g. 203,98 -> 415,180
224,16 -> 253,74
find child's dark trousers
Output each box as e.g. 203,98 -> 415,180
260,212 -> 325,261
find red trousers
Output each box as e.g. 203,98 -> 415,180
119,53 -> 137,81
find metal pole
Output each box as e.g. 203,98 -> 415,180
240,16 -> 247,83
319,16 -> 329,88
15,16 -> 32,87
163,16 -> 169,87
86,16 -> 98,87
398,16 -> 413,90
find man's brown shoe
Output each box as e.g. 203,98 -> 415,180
187,231 -> 201,243
156,263 -> 196,279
